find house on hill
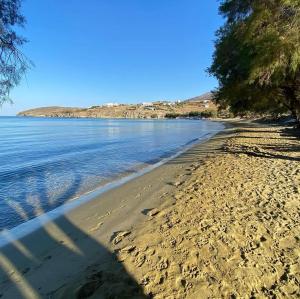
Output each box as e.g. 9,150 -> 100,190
104,103 -> 119,107
142,102 -> 153,106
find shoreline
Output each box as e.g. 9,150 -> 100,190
0,121 -> 233,298
0,122 -> 225,247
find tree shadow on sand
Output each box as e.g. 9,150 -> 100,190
165,121 -> 299,165
225,123 -> 300,162
0,163 -> 148,298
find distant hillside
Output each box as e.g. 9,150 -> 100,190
184,92 -> 213,103
19,106 -> 84,116
18,93 -> 216,119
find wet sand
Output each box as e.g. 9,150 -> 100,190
0,121 -> 299,298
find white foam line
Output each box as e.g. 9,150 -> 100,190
0,125 -> 224,248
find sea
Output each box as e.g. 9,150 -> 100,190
0,117 -> 224,231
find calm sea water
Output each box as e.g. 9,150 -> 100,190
0,117 -> 224,230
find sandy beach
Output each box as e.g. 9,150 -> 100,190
0,121 -> 299,298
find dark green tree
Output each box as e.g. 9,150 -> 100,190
209,0 -> 300,121
0,0 -> 30,104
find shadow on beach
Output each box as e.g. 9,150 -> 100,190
166,120 -> 300,166
0,123 -> 232,299
225,122 -> 300,162
1,120 -> 299,298
0,164 -> 148,298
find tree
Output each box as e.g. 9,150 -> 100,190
209,0 -> 300,121
0,0 -> 30,104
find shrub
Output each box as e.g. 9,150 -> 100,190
165,113 -> 181,119
188,111 -> 202,117
200,110 -> 218,118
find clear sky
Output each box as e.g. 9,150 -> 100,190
1,0 -> 223,115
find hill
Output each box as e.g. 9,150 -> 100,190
18,93 -> 216,119
184,92 -> 213,103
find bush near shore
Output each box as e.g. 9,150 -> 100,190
165,110 -> 218,119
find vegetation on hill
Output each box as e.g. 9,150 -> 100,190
165,110 -> 217,119
209,0 -> 300,122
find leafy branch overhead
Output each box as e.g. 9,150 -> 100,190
209,0 -> 300,120
0,0 -> 31,104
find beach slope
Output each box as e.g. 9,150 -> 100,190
0,121 -> 299,298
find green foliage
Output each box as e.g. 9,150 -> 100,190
165,110 -> 218,119
0,0 -> 30,104
200,110 -> 218,118
165,113 -> 181,119
209,0 -> 300,121
89,106 -> 101,109
187,111 -> 202,117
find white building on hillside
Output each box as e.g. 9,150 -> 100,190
142,102 -> 153,106
104,102 -> 119,107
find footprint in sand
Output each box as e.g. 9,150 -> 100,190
110,230 -> 131,245
134,254 -> 146,267
172,180 -> 184,187
89,222 -> 103,232
76,271 -> 103,299
120,245 -> 136,253
141,208 -> 160,217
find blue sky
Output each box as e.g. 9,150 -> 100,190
1,0 -> 223,115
